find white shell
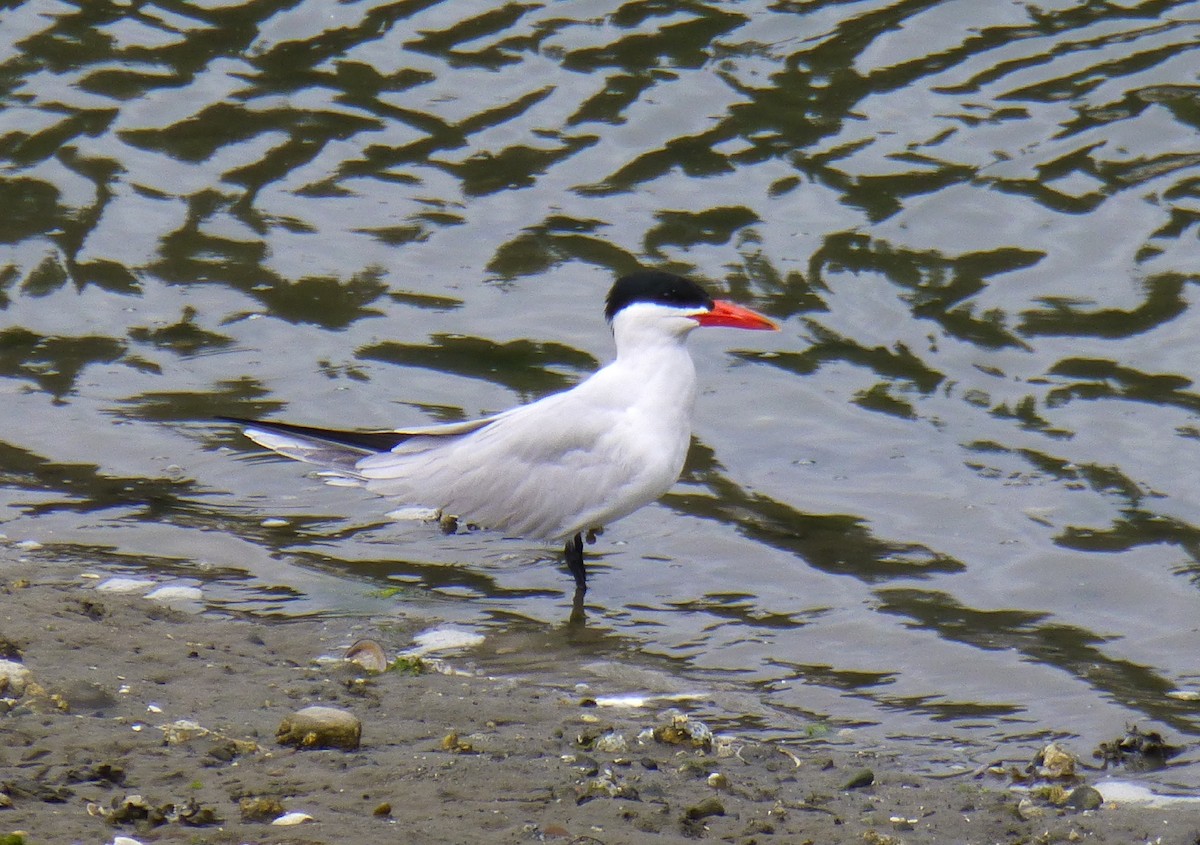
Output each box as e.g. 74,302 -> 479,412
345,639 -> 389,673
403,626 -> 484,656
272,811 -> 316,825
95,577 -> 155,594
144,585 -> 203,603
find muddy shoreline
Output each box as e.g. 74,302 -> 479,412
1,550 -> 1196,844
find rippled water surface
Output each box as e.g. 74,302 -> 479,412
3,0 -> 1200,780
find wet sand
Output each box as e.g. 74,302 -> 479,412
1,549 -> 1195,844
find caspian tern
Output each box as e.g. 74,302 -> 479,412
224,270 -> 778,592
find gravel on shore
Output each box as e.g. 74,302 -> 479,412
1,551 -> 1196,844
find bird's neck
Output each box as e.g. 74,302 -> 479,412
609,329 -> 698,421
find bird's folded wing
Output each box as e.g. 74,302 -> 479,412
353,392 -> 664,539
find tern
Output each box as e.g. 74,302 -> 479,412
224,270 -> 778,593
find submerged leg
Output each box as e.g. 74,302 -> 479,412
564,532 -> 587,593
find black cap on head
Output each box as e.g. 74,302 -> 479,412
605,271 -> 714,322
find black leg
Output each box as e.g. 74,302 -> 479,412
564,532 -> 587,594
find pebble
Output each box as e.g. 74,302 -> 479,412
593,730 -> 628,753
0,659 -> 31,697
685,796 -> 725,820
277,706 -> 361,751
95,577 -> 155,594
345,639 -> 389,673
585,768 -> 638,800
652,713 -> 713,750
240,796 -> 285,822
1067,785 -> 1104,811
1033,741 -> 1078,779
843,768 -> 875,789
1017,797 -> 1045,820
160,719 -> 209,745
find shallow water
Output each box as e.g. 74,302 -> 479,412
2,0 -> 1199,781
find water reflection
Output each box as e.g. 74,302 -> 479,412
671,441 -> 964,581
1,0 -> 1199,778
360,334 -> 595,396
877,587 -> 1197,733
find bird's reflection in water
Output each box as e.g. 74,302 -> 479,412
569,585 -> 588,628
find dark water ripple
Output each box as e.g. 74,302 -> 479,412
1,0 -> 1199,777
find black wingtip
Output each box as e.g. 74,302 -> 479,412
217,416 -> 410,453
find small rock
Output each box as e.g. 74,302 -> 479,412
0,659 -> 31,697
174,798 -> 220,826
240,796 -> 285,822
593,730 -> 628,754
345,639 -> 388,673
676,758 -> 709,778
109,794 -> 159,825
1067,785 -> 1103,811
684,796 -> 725,820
1092,726 -> 1182,771
161,719 -> 209,745
743,818 -> 775,836
1016,797 -> 1045,820
1031,742 -> 1078,780
1032,784 -> 1070,806
862,831 -> 905,845
652,713 -> 713,751
583,768 -> 639,801
842,768 -> 875,789
277,706 -> 361,751
707,772 -> 729,789
373,802 -> 392,817
441,732 -> 474,753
